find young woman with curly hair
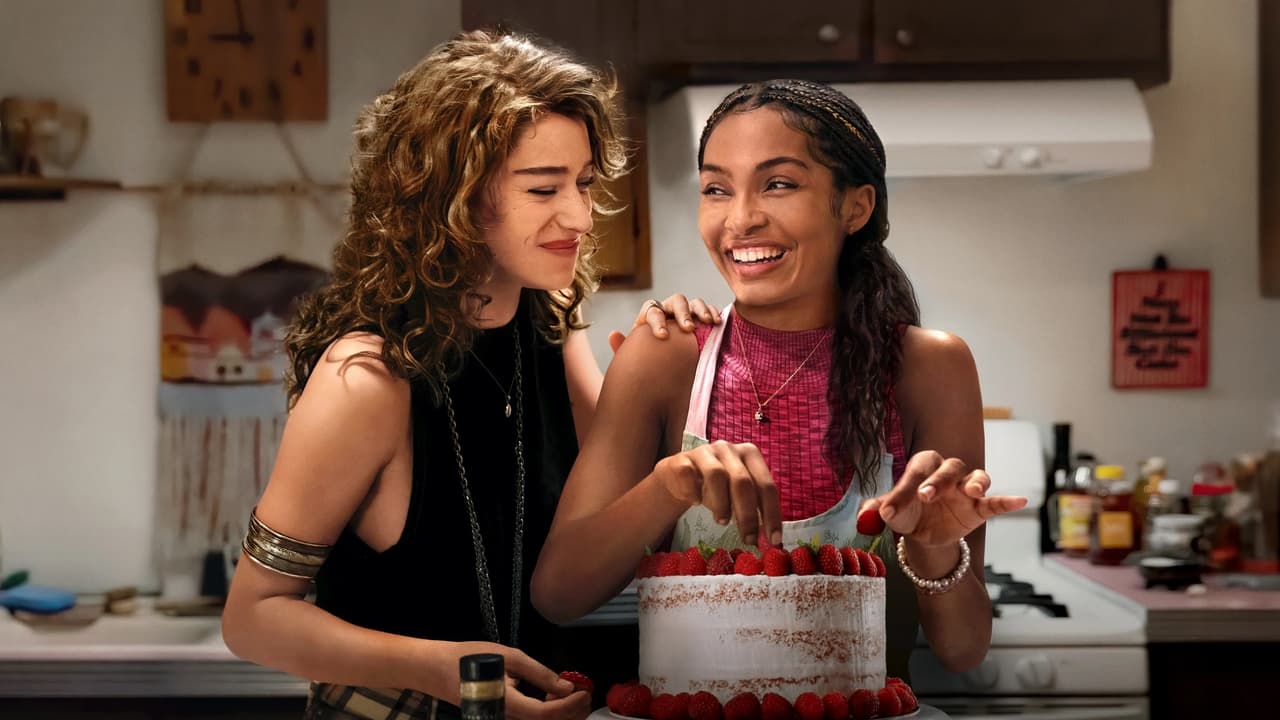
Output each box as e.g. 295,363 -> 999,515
221,30 -> 714,720
533,80 -> 1027,680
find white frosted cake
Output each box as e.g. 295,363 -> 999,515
637,574 -> 886,702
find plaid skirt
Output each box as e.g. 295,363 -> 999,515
304,682 -> 462,720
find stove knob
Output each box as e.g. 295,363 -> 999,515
1014,654 -> 1055,690
962,658 -> 1000,689
1017,146 -> 1046,169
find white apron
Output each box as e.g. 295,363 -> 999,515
669,305 -> 893,552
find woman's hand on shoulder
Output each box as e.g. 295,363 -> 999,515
433,642 -> 590,720
608,294 -> 722,354
654,440 -> 782,548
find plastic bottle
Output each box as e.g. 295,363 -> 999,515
1089,464 -> 1135,565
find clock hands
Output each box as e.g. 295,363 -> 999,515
209,0 -> 254,44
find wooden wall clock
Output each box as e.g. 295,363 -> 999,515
164,0 -> 328,122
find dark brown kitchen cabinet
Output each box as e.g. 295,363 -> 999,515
871,0 -> 1168,71
636,0 -> 867,66
1262,1 -> 1280,297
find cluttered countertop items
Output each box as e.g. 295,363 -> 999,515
1038,418 -> 1280,631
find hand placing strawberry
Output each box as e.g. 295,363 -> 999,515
558,671 -> 594,695
860,450 -> 1027,551
855,506 -> 885,537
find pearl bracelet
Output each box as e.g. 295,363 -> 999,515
896,536 -> 971,595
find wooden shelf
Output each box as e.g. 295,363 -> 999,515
0,174 -> 123,201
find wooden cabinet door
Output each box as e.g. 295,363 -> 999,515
637,0 -> 867,66
1262,1 -> 1280,297
461,0 -> 651,288
872,0 -> 1168,66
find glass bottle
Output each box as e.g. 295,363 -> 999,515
460,654 -> 505,720
1050,458 -> 1093,558
1131,456 -> 1166,552
1089,464 -> 1135,565
1041,422 -> 1072,554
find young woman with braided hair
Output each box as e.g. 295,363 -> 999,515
220,29 -> 718,720
533,79 -> 1026,677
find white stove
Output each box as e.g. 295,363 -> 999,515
908,420 -> 1149,719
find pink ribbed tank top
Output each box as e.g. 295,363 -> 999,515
695,314 -> 908,520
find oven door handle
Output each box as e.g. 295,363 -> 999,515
933,706 -> 1146,720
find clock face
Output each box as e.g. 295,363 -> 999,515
164,0 -> 328,122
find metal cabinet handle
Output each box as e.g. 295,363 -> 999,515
895,28 -> 916,48
817,23 -> 841,44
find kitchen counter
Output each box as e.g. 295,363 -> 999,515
1045,555 -> 1280,642
0,597 -> 308,698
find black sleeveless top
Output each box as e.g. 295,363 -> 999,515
315,292 -> 579,665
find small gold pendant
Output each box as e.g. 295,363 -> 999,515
754,408 -> 768,424
505,402 -> 513,418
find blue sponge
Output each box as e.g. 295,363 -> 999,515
0,585 -> 78,614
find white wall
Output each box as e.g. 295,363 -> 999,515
1,0 -> 1277,593
585,0 -> 1280,491
0,0 -> 460,592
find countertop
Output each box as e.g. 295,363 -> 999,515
1046,554 -> 1280,643
0,596 -> 308,698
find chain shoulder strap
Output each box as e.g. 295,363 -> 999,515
438,323 -> 525,646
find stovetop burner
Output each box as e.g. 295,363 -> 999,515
985,565 -> 1070,618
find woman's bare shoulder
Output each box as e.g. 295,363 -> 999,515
898,326 -> 980,406
293,332 -> 411,426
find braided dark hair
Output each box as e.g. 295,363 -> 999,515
697,79 -> 921,496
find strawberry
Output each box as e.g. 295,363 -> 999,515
763,547 -> 792,576
680,547 -> 708,575
851,549 -> 876,577
838,546 -> 861,575
816,544 -> 845,576
723,692 -> 761,720
618,684 -> 654,718
730,548 -> 745,561
688,691 -> 723,720
820,692 -> 848,720
706,548 -> 735,575
658,552 -> 683,577
558,671 -> 594,695
793,692 -> 824,720
651,693 -> 682,720
874,687 -> 902,718
847,689 -> 878,720
734,551 -> 763,576
636,554 -> 658,579
789,546 -> 818,576
760,693 -> 794,720
855,506 -> 885,537
869,553 -> 887,578
673,693 -> 692,720
885,677 -> 904,686
608,681 -> 638,713
892,684 -> 917,713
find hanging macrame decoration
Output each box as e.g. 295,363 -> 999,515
153,125 -> 337,588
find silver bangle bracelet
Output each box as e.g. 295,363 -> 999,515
896,536 -> 971,595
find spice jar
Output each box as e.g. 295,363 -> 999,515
1089,464 -> 1135,565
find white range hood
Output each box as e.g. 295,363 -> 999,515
668,78 -> 1153,180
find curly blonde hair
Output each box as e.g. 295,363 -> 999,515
284,29 -> 628,408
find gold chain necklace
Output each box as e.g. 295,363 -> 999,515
468,348 -> 517,418
733,320 -> 827,424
